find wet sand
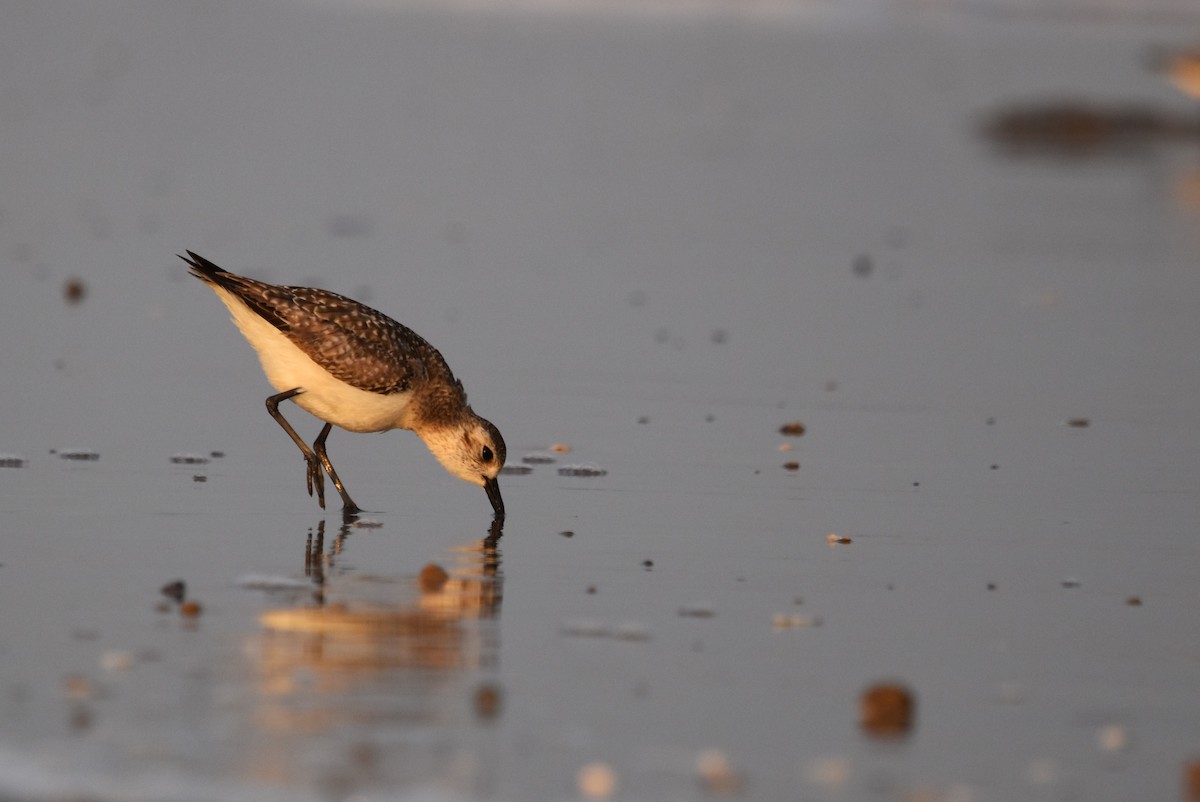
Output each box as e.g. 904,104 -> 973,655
1,2 -> 1199,800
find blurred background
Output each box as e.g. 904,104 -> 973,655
2,1 -> 1199,800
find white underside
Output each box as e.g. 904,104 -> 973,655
210,285 -> 412,434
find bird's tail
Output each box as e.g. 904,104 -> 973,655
178,250 -> 229,285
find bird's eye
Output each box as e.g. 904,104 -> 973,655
481,445 -> 494,463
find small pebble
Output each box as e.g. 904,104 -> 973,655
1185,758 -> 1200,802
349,741 -> 378,770
859,682 -> 915,737
521,451 -> 557,465
419,563 -> 450,593
0,454 -> 26,468
63,277 -> 87,305
710,328 -> 729,344
577,762 -> 617,799
560,619 -> 650,641
852,254 -> 874,277
209,450 -> 225,459
1126,596 -> 1142,606
473,683 -> 503,721
549,443 -> 572,453
778,443 -> 794,452
192,474 -> 207,482
779,421 -> 806,436
100,650 -> 135,671
783,461 -> 800,471
613,622 -> 651,641
559,530 -> 574,538
586,585 -> 597,594
180,600 -> 203,618
696,748 -> 742,794
826,534 -> 852,545
772,613 -> 820,629
1097,724 -> 1129,753
677,604 -> 716,619
558,463 -> 607,477
64,675 -> 93,700
637,416 -> 650,425
642,559 -> 654,568
69,702 -> 93,732
170,453 -> 209,465
58,449 -> 99,461
1067,417 -> 1091,428
1061,577 -> 1081,589
500,464 -> 533,475
160,580 -> 186,603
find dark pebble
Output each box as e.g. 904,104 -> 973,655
63,278 -> 87,305
473,683 -> 503,721
860,682 -> 915,738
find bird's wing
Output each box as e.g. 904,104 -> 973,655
278,285 -> 432,395
184,251 -> 441,395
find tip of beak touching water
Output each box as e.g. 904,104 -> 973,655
484,475 -> 504,519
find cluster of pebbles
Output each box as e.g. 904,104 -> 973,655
498,443 -> 610,479
169,450 -> 225,483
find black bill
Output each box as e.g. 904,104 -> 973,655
484,476 -> 505,518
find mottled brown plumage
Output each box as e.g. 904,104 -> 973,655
187,252 -> 458,397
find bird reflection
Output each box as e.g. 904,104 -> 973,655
243,517 -> 504,790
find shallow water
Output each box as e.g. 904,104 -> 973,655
1,2 -> 1200,800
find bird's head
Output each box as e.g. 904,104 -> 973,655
422,414 -> 506,518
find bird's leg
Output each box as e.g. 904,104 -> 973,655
266,389 -> 326,509
313,422 -> 360,515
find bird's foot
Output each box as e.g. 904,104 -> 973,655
305,454 -> 326,509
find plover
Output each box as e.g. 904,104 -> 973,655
183,251 -> 506,518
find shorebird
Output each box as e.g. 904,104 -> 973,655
183,251 -> 506,518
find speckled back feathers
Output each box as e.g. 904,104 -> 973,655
182,251 -> 462,399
